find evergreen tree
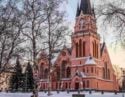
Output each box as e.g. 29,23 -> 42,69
25,62 -> 34,91
10,57 -> 22,91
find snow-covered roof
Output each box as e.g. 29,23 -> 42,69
80,72 -> 86,78
75,70 -> 86,78
85,57 -> 96,65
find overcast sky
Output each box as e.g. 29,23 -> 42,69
66,0 -> 125,67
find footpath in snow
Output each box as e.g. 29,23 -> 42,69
0,91 -> 124,97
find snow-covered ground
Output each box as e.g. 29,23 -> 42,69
0,91 -> 124,97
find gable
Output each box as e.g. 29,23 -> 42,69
55,48 -> 71,66
101,44 -> 113,70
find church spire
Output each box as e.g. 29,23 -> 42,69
76,2 -> 80,17
76,0 -> 92,17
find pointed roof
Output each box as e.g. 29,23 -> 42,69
76,0 -> 92,17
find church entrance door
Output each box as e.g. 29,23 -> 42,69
75,82 -> 79,90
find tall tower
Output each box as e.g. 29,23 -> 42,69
71,0 -> 100,60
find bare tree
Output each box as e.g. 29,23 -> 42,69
0,0 -> 25,70
96,0 -> 125,47
41,0 -> 68,95
22,0 -> 47,67
0,0 -> 69,94
22,0 -> 68,94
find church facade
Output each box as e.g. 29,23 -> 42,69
35,0 -> 119,91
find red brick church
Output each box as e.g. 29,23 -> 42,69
35,0 -> 119,91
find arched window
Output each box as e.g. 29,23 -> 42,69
61,61 -> 67,78
44,68 -> 48,79
83,42 -> 85,57
79,39 -> 82,57
66,67 -> 71,78
76,43 -> 79,57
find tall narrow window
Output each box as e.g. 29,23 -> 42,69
108,69 -> 110,79
87,67 -> 89,73
57,66 -> 60,81
61,61 -> 67,78
95,44 -> 98,58
91,67 -> 93,73
96,44 -> 98,58
83,81 -> 85,88
83,68 -> 85,73
93,42 -> 94,57
103,67 -> 105,79
65,83 -> 68,89
93,41 -> 99,58
104,62 -> 108,79
94,41 -> 97,58
95,44 -> 97,58
105,63 -> 108,79
40,63 -> 44,79
66,67 -> 71,78
83,42 -> 85,57
79,39 -> 82,57
87,80 -> 89,88
93,41 -> 96,58
76,43 -> 79,57
44,68 -> 48,79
